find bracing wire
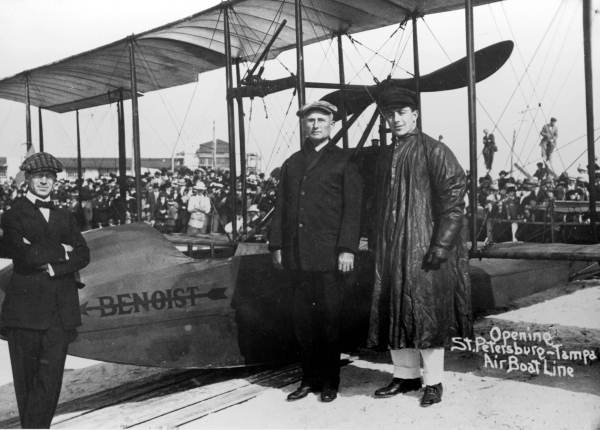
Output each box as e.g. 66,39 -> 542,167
490,1 -> 564,140
421,15 -> 528,168
133,39 -> 197,148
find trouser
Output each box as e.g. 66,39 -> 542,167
291,270 -> 343,389
6,323 -> 74,428
390,348 -> 445,386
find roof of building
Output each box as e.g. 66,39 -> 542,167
197,139 -> 229,154
59,157 -> 183,170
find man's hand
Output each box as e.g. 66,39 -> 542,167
338,252 -> 354,273
421,248 -> 448,272
62,243 -> 74,253
271,249 -> 283,270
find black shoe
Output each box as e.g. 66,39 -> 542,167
374,378 -> 422,398
287,385 -> 315,401
320,387 -> 338,402
420,383 -> 443,407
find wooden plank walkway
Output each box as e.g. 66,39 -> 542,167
41,365 -> 301,429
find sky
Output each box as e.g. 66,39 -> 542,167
0,0 -> 598,177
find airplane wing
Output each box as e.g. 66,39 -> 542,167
0,0 -> 503,113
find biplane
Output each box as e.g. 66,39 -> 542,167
0,0 -> 596,368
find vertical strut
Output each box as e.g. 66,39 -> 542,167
25,73 -> 32,153
412,15 -> 422,129
583,0 -> 597,238
128,36 -> 143,222
337,34 -> 349,149
295,0 -> 306,146
236,59 -> 248,232
465,0 -> 478,252
224,6 -> 238,240
38,107 -> 44,152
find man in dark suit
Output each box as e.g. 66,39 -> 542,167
1,152 -> 90,428
269,100 -> 362,403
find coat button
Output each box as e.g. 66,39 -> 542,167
299,223 -> 304,228
300,191 -> 306,196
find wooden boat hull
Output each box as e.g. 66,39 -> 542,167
0,224 -> 302,368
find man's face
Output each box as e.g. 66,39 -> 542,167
27,171 -> 56,199
384,106 -> 418,137
302,110 -> 334,144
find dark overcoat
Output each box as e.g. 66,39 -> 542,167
368,132 -> 472,349
269,141 -> 362,272
1,197 -> 90,331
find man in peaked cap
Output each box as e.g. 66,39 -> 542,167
270,99 -> 362,403
368,84 -> 472,407
1,151 -> 90,428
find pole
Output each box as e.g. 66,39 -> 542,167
583,0 -> 597,238
213,120 -> 217,168
38,107 -> 44,152
224,6 -> 238,240
76,109 -> 83,210
412,15 -> 422,129
295,0 -> 306,145
128,36 -> 143,221
25,73 -> 32,153
511,129 -> 516,176
117,90 -> 127,204
236,59 -> 248,232
337,34 -> 349,149
465,0 -> 478,252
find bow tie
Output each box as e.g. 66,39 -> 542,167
35,200 -> 55,210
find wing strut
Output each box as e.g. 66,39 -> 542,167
128,37 -> 143,221
224,5 -> 238,241
295,0 -> 306,146
465,0 -> 478,254
583,0 -> 597,239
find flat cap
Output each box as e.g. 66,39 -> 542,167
376,83 -> 417,111
20,151 -> 63,174
297,100 -> 338,117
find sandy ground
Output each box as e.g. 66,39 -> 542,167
0,280 -> 598,429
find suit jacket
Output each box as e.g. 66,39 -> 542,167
269,141 -> 362,272
1,197 -> 90,330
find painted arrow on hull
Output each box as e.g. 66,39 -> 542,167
80,287 -> 228,317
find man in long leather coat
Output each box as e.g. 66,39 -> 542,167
269,100 -> 362,403
368,85 -> 472,407
1,152 -> 90,428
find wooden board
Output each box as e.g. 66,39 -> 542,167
473,242 -> 600,261
49,365 -> 301,429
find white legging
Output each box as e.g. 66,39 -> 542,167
390,348 -> 444,386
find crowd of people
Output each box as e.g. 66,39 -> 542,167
475,163 -> 600,243
0,166 -> 279,237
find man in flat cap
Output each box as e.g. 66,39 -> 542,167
269,100 -> 362,403
1,152 -> 90,428
368,84 -> 472,407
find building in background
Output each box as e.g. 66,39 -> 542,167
196,139 -> 229,170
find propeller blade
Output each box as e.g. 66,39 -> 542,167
322,40 -> 514,118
